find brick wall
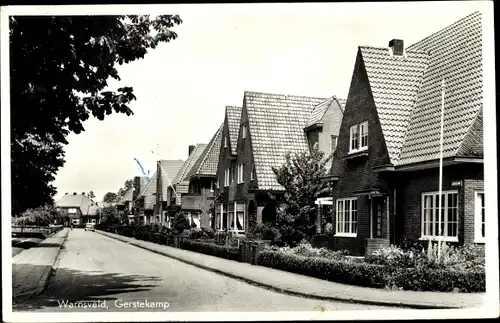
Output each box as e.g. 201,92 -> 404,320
365,238 -> 390,256
396,163 -> 484,245
328,50 -> 392,255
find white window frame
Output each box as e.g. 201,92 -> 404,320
224,168 -> 230,187
250,165 -> 255,181
242,124 -> 247,139
420,190 -> 459,242
335,197 -> 357,237
237,164 -> 244,184
229,201 -> 245,233
474,191 -> 485,243
331,135 -> 338,154
68,208 -> 78,214
349,121 -> 368,153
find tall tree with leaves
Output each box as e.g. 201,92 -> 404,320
103,192 -> 118,203
272,145 -> 332,236
117,179 -> 134,199
10,15 -> 182,215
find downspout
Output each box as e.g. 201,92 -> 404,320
369,195 -> 373,239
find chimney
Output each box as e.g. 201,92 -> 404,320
73,192 -> 77,195
65,193 -> 68,195
133,176 -> 141,200
82,192 -> 85,196
188,145 -> 196,156
389,39 -> 404,56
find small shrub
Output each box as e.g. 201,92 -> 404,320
180,239 -> 240,261
275,226 -> 307,247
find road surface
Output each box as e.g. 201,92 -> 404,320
14,229 -> 394,312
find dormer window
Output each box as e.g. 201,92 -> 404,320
349,121 -> 368,153
242,124 -> 248,139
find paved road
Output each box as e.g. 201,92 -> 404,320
14,229 -> 394,312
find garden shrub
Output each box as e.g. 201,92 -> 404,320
258,250 -> 387,288
180,239 -> 240,261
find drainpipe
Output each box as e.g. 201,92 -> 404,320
369,195 -> 373,239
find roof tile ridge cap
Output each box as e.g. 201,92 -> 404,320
192,125 -> 222,176
396,52 -> 431,165
407,11 -> 480,50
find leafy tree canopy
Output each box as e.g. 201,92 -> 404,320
10,15 -> 182,215
272,145 -> 332,236
103,192 -> 118,203
117,179 -> 134,198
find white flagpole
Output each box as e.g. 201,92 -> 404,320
438,79 -> 445,259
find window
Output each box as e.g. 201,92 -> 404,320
231,166 -> 235,183
335,198 -> 357,236
475,191 -> 485,243
224,135 -> 228,148
331,135 -> 338,154
421,191 -> 459,241
349,121 -> 368,153
210,180 -> 214,192
237,164 -> 244,183
242,124 -> 247,139
250,165 -> 255,181
68,208 -> 77,214
224,168 -> 230,187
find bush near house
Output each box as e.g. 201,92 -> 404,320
258,241 -> 485,293
179,239 -> 240,261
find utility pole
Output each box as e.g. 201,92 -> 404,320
437,79 -> 446,260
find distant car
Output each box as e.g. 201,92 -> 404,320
84,223 -> 95,232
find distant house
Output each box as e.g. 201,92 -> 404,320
56,192 -> 98,226
215,93 -> 344,233
135,171 -> 159,224
328,12 -> 484,256
116,176 -> 148,224
183,124 -> 223,229
155,159 -> 185,225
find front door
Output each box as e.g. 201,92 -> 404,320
371,197 -> 384,238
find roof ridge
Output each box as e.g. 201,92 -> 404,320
189,124 -> 223,177
408,11 -> 481,50
244,90 -> 326,100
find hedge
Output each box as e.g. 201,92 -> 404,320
257,250 -> 486,293
179,239 -> 240,261
258,250 -> 388,288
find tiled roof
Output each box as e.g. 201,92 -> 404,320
360,46 -> 429,163
158,159 -> 185,201
398,11 -> 483,164
305,96 -> 346,129
172,143 -> 207,193
139,172 -> 158,210
117,187 -> 133,205
226,106 -> 243,155
244,91 -> 327,191
186,124 -> 223,180
56,194 -> 95,215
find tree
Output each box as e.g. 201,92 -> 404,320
10,15 -> 182,216
272,145 -> 332,237
117,179 -> 134,198
103,192 -> 118,203
101,205 -> 119,224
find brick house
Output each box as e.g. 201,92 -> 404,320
135,171 -> 158,224
182,124 -> 223,228
116,176 -> 148,224
158,144 -> 207,227
215,93 -> 344,233
327,12 -> 484,256
56,192 -> 98,226
155,159 -> 185,225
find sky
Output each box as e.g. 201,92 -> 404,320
28,1 -> 489,202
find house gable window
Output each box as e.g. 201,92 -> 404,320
474,191 -> 485,243
349,121 -> 368,153
224,168 -> 230,187
237,164 -> 244,184
335,198 -> 357,237
224,135 -> 228,148
331,135 -> 338,154
421,191 -> 458,242
242,124 -> 248,139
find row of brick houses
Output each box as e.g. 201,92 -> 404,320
115,12 -> 485,256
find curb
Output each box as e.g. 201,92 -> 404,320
14,229 -> 69,302
96,231 -> 461,310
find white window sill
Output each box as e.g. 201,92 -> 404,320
334,233 -> 357,238
474,239 -> 486,244
419,236 -> 459,243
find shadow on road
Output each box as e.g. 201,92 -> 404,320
13,265 -> 162,311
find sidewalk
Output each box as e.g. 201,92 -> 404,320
12,228 -> 69,301
97,230 -> 485,309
